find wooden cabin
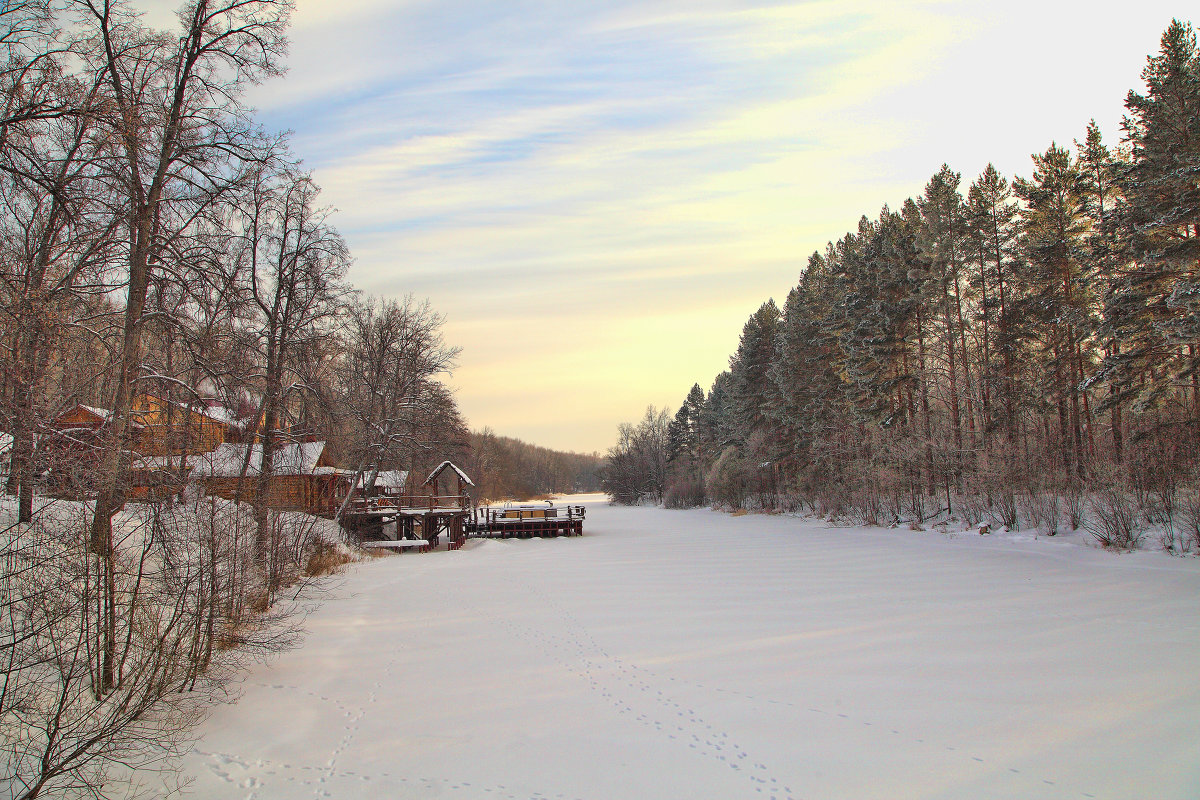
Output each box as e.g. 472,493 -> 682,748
126,454 -> 192,501
189,441 -> 353,516
43,405 -> 139,495
48,394 -> 257,457
52,403 -> 120,434
129,393 -> 254,455
360,468 -> 410,499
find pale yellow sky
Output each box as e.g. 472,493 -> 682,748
142,0 -> 1188,452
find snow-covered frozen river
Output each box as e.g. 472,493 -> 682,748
182,496 -> 1200,799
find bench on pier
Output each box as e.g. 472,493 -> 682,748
362,539 -> 430,553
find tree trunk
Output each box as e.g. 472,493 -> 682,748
1053,345 -> 1071,485
943,278 -> 963,486
253,358 -> 280,596
916,307 -> 935,495
976,248 -> 992,457
89,215 -> 153,693
953,271 -> 978,456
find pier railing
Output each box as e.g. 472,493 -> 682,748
343,494 -> 471,514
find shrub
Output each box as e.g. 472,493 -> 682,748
1018,491 -> 1060,536
304,539 -> 353,577
849,484 -> 887,527
815,484 -> 851,520
958,492 -> 989,527
1086,487 -> 1144,549
706,447 -> 752,509
664,476 -> 706,509
1176,489 -> 1200,554
992,491 -> 1018,529
1064,483 -> 1085,530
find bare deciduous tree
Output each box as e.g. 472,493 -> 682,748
77,0 -> 291,692
333,294 -> 459,518
225,169 -> 349,592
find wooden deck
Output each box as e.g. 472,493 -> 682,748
466,503 -> 586,539
340,494 -> 471,549
343,497 -> 587,549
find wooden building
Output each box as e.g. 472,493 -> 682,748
189,441 -> 354,516
128,394 -> 251,455
42,405 -> 134,495
341,461 -> 474,547
125,454 -> 192,502
43,395 -> 267,501
51,403 -> 121,435
360,468 -> 410,499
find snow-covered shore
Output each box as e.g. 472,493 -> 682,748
179,495 -> 1200,799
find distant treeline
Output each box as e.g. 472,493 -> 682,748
603,20 -> 1200,552
466,428 -> 603,501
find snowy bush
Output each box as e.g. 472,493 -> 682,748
991,491 -> 1018,529
664,476 -> 706,509
957,493 -> 989,527
705,447 -> 753,509
815,484 -> 851,521
905,487 -> 930,524
1174,489 -> 1200,555
1064,483 -> 1085,531
2,505 -> 229,799
0,492 -> 337,800
848,482 -> 892,527
1019,491 -> 1060,536
1086,488 -> 1144,550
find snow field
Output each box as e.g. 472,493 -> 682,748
180,496 -> 1200,799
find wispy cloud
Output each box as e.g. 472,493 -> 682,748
208,0 -> 1191,449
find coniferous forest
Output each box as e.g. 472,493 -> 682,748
604,20 -> 1200,552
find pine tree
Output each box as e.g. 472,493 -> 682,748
771,250 -> 848,478
698,371 -> 736,462
683,382 -> 706,463
917,165 -> 974,482
666,404 -> 690,465
728,299 -> 782,447
1075,121 -> 1128,462
1015,142 -> 1094,484
836,209 -> 922,430
666,383 -> 705,470
1109,19 -> 1200,423
966,164 -> 1022,453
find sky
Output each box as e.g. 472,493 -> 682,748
148,0 -> 1188,453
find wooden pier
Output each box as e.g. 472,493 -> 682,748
341,461 -> 476,549
466,502 -> 586,539
340,494 -> 472,549
341,463 -> 586,550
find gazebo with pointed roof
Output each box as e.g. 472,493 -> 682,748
423,460 -> 473,504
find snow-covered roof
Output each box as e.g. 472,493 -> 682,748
189,441 -> 345,479
79,404 -> 112,421
189,398 -> 257,429
140,395 -> 252,429
0,433 -> 11,456
424,460 -> 474,488
129,453 -> 197,471
359,469 -> 409,490
57,404 -> 144,429
183,400 -> 238,425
